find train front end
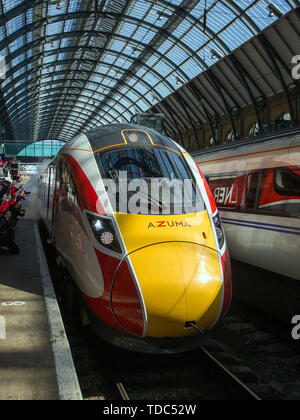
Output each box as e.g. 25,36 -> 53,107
77,125 -> 232,353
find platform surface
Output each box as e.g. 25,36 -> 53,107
0,213 -> 81,400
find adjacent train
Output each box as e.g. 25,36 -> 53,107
37,124 -> 232,353
194,131 -> 300,283
194,131 -> 300,323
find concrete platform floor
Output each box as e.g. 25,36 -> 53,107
0,218 -> 59,399
0,216 -> 81,400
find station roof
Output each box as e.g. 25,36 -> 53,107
0,0 -> 298,143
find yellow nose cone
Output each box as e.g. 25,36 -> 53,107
129,242 -> 223,338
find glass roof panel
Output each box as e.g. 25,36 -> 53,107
180,57 -> 203,78
166,44 -> 190,66
3,0 -> 24,13
0,0 -> 296,142
233,0 -> 253,9
153,60 -> 173,78
206,2 -> 236,33
246,1 -> 291,31
131,26 -> 157,44
189,1 -> 210,20
157,39 -> 174,55
181,26 -> 209,51
219,19 -> 254,50
9,35 -> 25,53
0,24 -> 5,42
6,14 -> 25,36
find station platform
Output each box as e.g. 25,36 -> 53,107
0,216 -> 82,400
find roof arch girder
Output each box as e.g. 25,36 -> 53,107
7,92 -> 132,129
8,91 -> 135,123
2,23 -> 203,85
3,71 -> 154,115
3,45 -> 180,103
0,6 -> 232,63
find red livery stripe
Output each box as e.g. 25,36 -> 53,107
196,164 -> 217,214
62,153 -> 105,215
83,249 -> 144,337
220,250 -> 232,317
82,249 -> 123,331
111,260 -> 144,337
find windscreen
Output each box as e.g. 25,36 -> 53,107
97,146 -> 205,215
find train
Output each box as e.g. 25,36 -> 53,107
194,131 -> 300,321
37,124 -> 232,353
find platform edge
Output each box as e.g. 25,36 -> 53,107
34,222 -> 83,401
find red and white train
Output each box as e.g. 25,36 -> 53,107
37,124 -> 232,353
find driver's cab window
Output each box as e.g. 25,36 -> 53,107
96,146 -> 204,215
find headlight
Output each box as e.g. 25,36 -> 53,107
213,213 -> 225,249
87,213 -> 122,254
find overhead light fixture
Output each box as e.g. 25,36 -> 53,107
176,76 -> 184,85
51,41 -> 55,48
267,4 -> 283,18
56,1 -> 61,10
156,11 -> 171,21
211,49 -> 221,60
131,46 -> 143,55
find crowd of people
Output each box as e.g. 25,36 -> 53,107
0,177 -> 30,256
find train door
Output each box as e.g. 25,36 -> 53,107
46,167 -> 52,223
244,170 -> 262,213
52,157 -> 63,245
47,165 -> 56,227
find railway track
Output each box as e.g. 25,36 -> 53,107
200,346 -> 261,400
109,344 -> 261,401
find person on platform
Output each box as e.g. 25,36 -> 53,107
0,210 -> 20,255
0,175 -> 30,255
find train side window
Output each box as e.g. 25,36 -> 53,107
252,167 -> 300,218
268,167 -> 300,218
273,167 -> 300,197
